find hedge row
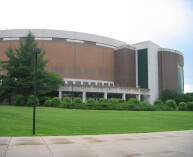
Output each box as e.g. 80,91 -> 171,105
12,95 -> 193,111
14,95 -> 40,106
43,97 -> 193,111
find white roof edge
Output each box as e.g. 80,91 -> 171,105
158,48 -> 183,57
131,40 -> 161,47
0,29 -> 128,48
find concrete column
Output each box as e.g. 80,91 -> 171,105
104,92 -> 107,99
59,91 -> 62,100
137,88 -> 141,101
82,91 -> 86,103
137,94 -> 141,101
122,93 -> 126,100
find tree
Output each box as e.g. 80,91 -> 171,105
0,32 -> 64,104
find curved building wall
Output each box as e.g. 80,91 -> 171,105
158,49 -> 184,96
0,29 -> 185,103
0,39 -> 115,82
114,47 -> 136,87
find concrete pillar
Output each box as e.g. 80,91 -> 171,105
137,94 -> 141,101
59,91 -> 62,100
82,91 -> 86,103
104,92 -> 107,99
137,88 -> 141,101
122,93 -> 126,100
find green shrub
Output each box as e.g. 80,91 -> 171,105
73,98 -> 83,104
153,104 -> 173,111
118,99 -> 125,103
154,99 -> 164,106
44,99 -> 52,107
50,97 -> 62,107
127,98 -> 140,105
87,98 -> 95,103
63,97 -> 71,103
178,102 -> 187,111
114,103 -> 127,110
141,101 -> 151,106
26,95 -> 39,106
39,96 -> 50,105
14,95 -> 25,106
98,98 -> 108,103
108,98 -> 118,103
165,99 -> 177,110
187,102 -> 193,111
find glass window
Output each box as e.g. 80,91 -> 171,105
75,81 -> 81,85
83,82 -> 89,85
97,82 -> 102,86
104,83 -> 108,86
91,82 -> 96,85
67,81 -> 73,85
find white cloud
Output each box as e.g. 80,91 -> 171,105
184,84 -> 193,93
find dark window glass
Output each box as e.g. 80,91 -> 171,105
104,83 -> 108,86
67,81 -> 73,85
83,82 -> 89,85
75,81 -> 81,85
97,82 -> 102,86
91,82 -> 96,85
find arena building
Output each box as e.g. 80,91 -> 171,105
0,29 -> 184,104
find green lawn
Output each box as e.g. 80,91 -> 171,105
0,105 -> 193,136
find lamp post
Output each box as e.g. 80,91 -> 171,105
33,48 -> 41,135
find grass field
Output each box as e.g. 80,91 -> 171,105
0,105 -> 193,136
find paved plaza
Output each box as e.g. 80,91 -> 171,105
0,130 -> 193,157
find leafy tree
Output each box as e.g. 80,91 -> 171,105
0,32 -> 64,104
187,102 -> 193,111
161,89 -> 184,104
160,90 -> 193,104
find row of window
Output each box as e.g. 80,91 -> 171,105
67,81 -> 113,86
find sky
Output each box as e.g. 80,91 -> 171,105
0,0 -> 193,92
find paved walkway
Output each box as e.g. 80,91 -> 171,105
0,130 -> 193,157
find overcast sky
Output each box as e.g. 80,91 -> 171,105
1,0 -> 193,92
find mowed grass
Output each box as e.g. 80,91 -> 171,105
0,105 -> 193,136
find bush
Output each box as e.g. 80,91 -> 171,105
98,98 -> 108,103
87,98 -> 95,103
44,97 -> 62,107
178,102 -> 187,111
26,95 -> 39,106
14,95 -> 25,106
63,97 -> 71,103
117,99 -> 125,103
44,99 -> 52,107
127,98 -> 140,105
153,104 -> 173,111
187,102 -> 193,111
141,101 -> 151,106
108,98 -> 118,103
154,99 -> 164,106
73,98 -> 83,104
50,97 -> 62,107
165,99 -> 177,110
39,96 -> 50,105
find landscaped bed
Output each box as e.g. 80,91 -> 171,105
0,105 -> 193,136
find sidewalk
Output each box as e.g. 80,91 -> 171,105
1,130 -> 193,157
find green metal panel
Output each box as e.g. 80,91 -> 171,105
138,49 -> 148,88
